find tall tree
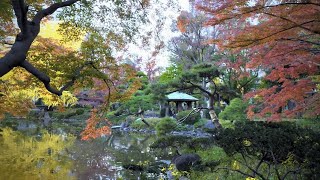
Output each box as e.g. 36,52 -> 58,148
197,0 -> 320,120
170,63 -> 222,128
170,10 -> 219,70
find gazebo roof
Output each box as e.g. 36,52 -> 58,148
166,92 -> 199,102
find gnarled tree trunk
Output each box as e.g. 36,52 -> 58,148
0,0 -> 80,96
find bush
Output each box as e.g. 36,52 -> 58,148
194,118 -> 207,128
106,111 -> 126,124
215,121 -> 320,179
131,118 -> 162,130
176,110 -> 201,125
219,98 -> 248,121
155,118 -> 177,136
75,109 -> 85,115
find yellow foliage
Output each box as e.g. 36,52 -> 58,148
231,160 -> 240,170
0,128 -> 75,179
39,21 -> 83,50
242,139 -> 252,147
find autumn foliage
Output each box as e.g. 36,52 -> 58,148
196,0 -> 320,120
80,109 -> 111,141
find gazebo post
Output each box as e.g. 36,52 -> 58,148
187,101 -> 192,110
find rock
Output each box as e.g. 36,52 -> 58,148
204,120 -> 215,129
172,154 -> 201,171
122,164 -> 144,171
43,112 -> 52,127
120,121 -> 129,129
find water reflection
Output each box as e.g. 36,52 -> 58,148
71,131 -> 171,180
0,128 -> 75,179
0,127 -> 170,179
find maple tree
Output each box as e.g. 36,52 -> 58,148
197,0 -> 320,120
0,0 -> 163,139
214,52 -> 259,104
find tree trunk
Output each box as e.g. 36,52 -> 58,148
208,95 -> 221,128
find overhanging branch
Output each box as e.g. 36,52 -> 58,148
21,60 -> 91,96
33,0 -> 80,24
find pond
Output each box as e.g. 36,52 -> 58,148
71,131 -> 172,179
0,127 -> 172,180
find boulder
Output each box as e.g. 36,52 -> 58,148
172,154 -> 201,171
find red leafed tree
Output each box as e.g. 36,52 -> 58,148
197,0 -> 320,120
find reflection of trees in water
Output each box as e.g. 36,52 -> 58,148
72,131 -> 170,179
0,128 -> 75,179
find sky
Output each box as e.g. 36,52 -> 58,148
122,0 -> 190,70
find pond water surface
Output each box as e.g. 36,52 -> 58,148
0,126 -> 171,180
71,131 -> 172,180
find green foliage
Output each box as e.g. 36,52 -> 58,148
295,118 -> 320,132
215,121 -> 320,179
176,110 -> 201,125
219,119 -> 235,129
158,64 -> 182,84
155,118 -> 177,136
197,146 -> 226,163
149,83 -> 169,105
192,63 -> 220,78
131,118 -> 162,130
52,108 -> 86,120
194,118 -> 207,128
106,112 -> 126,124
219,98 -> 248,121
121,92 -> 156,113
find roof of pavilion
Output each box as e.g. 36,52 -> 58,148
166,92 -> 199,102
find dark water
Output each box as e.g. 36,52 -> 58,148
71,131 -> 171,180
0,125 -> 171,180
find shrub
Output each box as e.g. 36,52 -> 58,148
215,121 -> 320,179
131,119 -> 146,130
176,110 -> 201,125
194,118 -> 207,128
131,118 -> 162,130
106,111 -> 126,124
75,109 -> 85,115
155,118 -> 177,136
219,98 -> 248,121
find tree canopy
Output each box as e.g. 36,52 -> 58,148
0,0 -> 180,139
196,0 -> 320,120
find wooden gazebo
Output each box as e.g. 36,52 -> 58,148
166,92 -> 199,113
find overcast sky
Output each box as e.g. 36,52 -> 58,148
121,0 -> 190,70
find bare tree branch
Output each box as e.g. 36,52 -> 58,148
33,0 -> 80,24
